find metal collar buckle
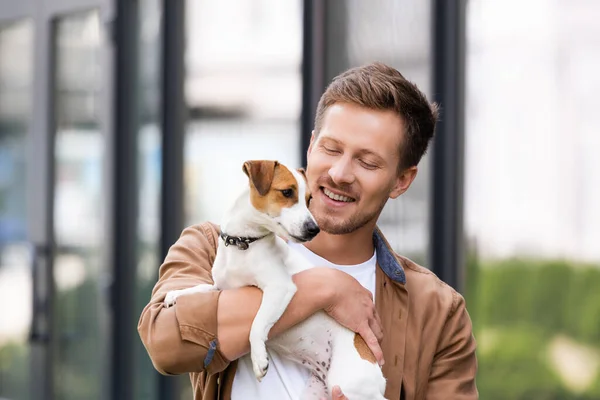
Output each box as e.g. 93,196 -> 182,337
220,232 -> 265,250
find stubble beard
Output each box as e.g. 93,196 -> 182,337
310,194 -> 388,235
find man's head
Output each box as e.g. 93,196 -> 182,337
306,62 -> 438,235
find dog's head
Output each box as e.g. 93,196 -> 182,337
242,160 -> 320,242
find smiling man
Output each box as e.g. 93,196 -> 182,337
138,62 -> 478,400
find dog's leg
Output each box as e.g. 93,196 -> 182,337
249,278 -> 297,381
163,283 -> 216,308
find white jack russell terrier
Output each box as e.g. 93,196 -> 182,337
164,160 -> 387,400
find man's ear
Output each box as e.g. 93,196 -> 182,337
242,160 -> 278,196
390,166 -> 418,199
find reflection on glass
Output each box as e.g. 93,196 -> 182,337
0,19 -> 33,400
182,1 -> 302,396
134,0 -> 162,398
52,11 -> 107,400
184,0 -> 303,227
465,1 -> 600,398
327,0 -> 433,264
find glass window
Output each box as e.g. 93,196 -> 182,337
0,18 -> 34,400
183,0 -> 303,228
52,10 -> 108,400
325,0 -> 433,264
465,1 -> 600,398
181,1 -> 302,396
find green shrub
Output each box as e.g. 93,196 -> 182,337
467,256 -> 600,399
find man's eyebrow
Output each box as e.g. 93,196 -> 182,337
319,137 -> 341,145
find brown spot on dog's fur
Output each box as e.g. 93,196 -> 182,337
354,333 -> 377,363
244,160 -> 299,216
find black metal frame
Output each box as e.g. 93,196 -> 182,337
110,1 -> 139,399
300,0 -> 326,167
31,11 -> 57,400
430,0 -> 467,292
158,0 -> 186,398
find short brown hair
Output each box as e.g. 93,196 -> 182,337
314,62 -> 439,170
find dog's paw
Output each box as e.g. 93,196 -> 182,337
194,283 -> 217,293
163,290 -> 181,308
251,345 -> 270,381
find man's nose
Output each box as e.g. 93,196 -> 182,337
328,157 -> 355,185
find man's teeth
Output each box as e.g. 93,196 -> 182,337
323,188 -> 354,202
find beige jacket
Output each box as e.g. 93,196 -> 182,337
138,222 -> 478,399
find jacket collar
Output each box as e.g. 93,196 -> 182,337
373,228 -> 406,284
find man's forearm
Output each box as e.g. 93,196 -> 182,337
217,269 -> 330,362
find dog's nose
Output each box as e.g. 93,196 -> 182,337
304,220 -> 320,237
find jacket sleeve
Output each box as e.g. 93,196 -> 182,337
426,291 -> 479,399
137,223 -> 230,376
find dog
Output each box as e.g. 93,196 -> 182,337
164,160 -> 387,400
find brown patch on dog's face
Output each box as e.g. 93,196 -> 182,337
354,333 -> 377,364
243,160 -> 300,216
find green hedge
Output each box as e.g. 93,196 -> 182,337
467,256 -> 600,399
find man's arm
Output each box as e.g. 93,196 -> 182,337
137,224 -> 331,375
137,224 -> 225,375
138,223 -> 383,376
426,292 -> 478,399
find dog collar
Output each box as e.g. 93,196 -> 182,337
220,232 -> 269,250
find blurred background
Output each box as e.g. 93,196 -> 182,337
0,0 -> 599,399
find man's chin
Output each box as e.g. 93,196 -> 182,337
313,218 -> 355,235
315,212 -> 377,236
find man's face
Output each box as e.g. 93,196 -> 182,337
306,102 -> 417,235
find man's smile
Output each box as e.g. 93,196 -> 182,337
322,187 -> 356,203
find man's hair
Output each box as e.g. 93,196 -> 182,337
314,62 -> 439,171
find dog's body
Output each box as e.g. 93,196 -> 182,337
164,160 -> 387,400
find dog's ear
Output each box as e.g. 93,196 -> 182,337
243,160 -> 279,196
296,168 -> 307,181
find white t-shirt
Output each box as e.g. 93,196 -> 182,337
231,242 -> 377,400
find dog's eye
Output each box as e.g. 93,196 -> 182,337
281,189 -> 294,198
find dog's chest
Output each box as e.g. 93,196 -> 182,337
212,256 -> 258,288
213,242 -> 287,289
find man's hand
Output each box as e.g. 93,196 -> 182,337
321,385 -> 347,399
216,267 -> 384,365
321,268 -> 385,366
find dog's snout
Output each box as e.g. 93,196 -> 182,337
304,220 -> 320,237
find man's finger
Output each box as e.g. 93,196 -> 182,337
371,316 -> 384,343
332,385 -> 348,399
361,328 -> 385,366
373,309 -> 383,336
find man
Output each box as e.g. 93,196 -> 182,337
138,62 -> 478,399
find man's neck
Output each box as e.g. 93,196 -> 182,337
303,224 -> 376,265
